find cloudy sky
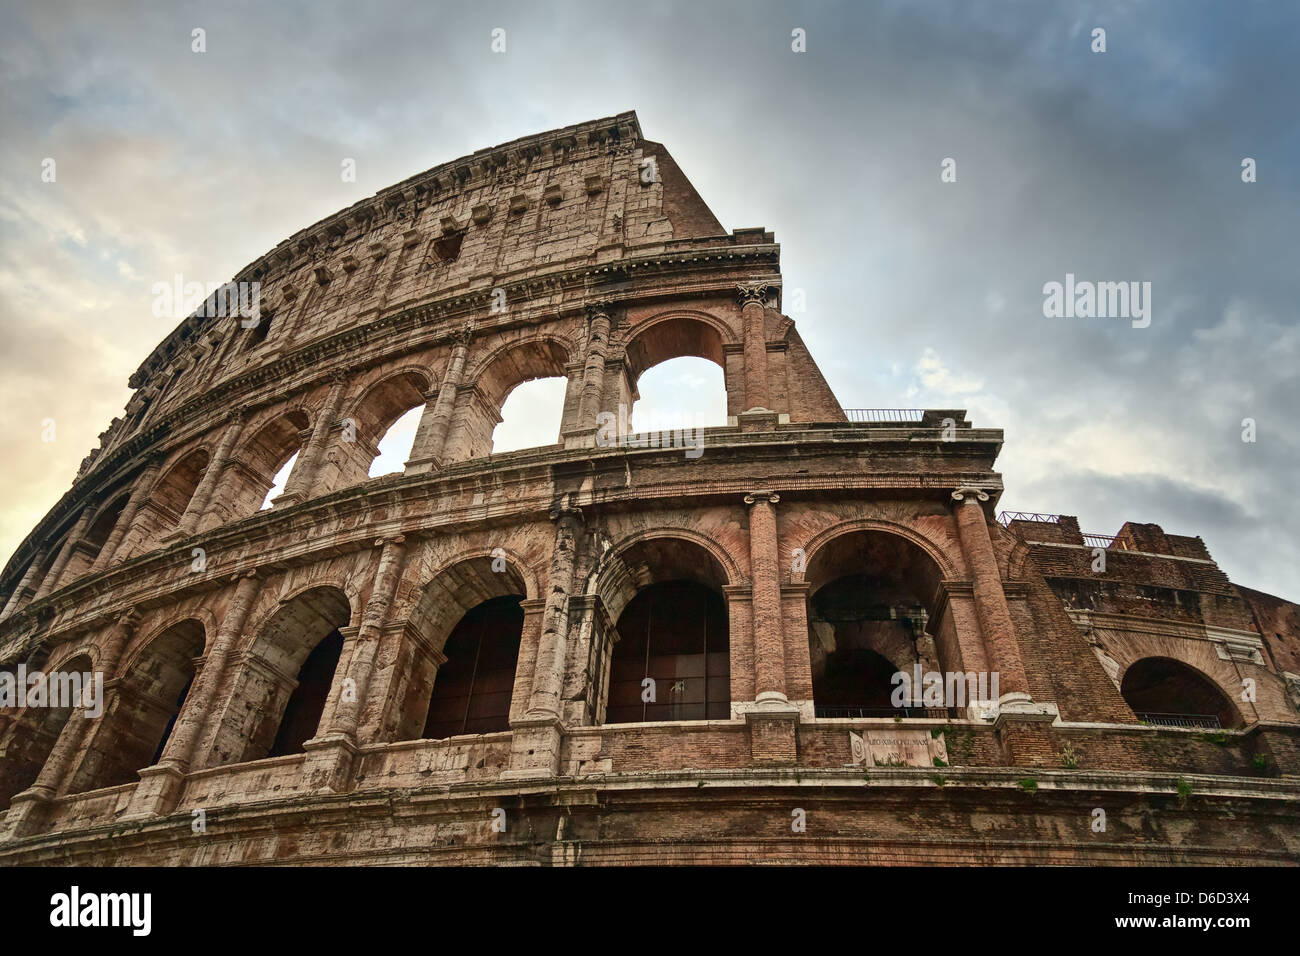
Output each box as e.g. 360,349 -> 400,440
1,0 -> 1296,598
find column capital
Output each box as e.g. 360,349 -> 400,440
951,485 -> 991,505
115,606 -> 141,634
549,504 -> 584,524
736,280 -> 774,308
451,322 -> 474,347
584,297 -> 615,321
744,490 -> 780,506
374,534 -> 406,548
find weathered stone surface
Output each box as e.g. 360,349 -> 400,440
0,112 -> 1297,865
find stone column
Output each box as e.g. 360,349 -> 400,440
506,502 -> 583,778
31,510 -> 95,602
301,536 -> 406,792
737,282 -> 772,412
327,536 -> 407,740
90,458 -> 163,573
406,325 -> 472,472
950,487 -> 1030,703
278,372 -> 348,505
173,410 -> 245,538
528,505 -> 584,718
167,571 -> 259,771
743,490 -> 799,765
575,303 -> 612,432
745,491 -> 787,703
0,548 -> 47,620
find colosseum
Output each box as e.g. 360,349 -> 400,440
1,111 -> 1297,866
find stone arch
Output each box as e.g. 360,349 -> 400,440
391,553 -> 536,741
330,366 -> 434,488
119,606 -> 221,673
216,406 -> 312,522
590,527 -> 742,620
53,491 -> 133,586
621,310 -> 737,378
619,312 -> 732,422
595,533 -> 733,724
445,336 -> 573,462
406,553 -> 533,654
66,618 -> 206,794
800,525 -> 961,718
1119,656 -> 1244,729
394,545 -> 541,611
44,640 -> 104,675
0,652 -> 94,807
797,517 -> 962,587
82,491 -> 132,558
1006,537 -> 1035,582
204,584 -> 352,767
149,446 -> 211,525
463,335 -> 578,402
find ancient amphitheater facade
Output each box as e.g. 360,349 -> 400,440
1,112 -> 1297,865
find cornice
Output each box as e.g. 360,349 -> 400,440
3,244 -> 782,588
0,424 -> 1004,651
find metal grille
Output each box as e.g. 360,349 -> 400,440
997,511 -> 1062,526
814,705 -> 934,719
1135,712 -> 1222,729
844,408 -> 925,423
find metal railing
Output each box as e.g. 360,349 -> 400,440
814,705 -> 935,719
1081,533 -> 1119,549
997,511 -> 1062,526
844,408 -> 925,423
1135,712 -> 1222,730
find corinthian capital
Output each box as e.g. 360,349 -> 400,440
736,281 -> 772,308
451,323 -> 474,347
584,297 -> 614,322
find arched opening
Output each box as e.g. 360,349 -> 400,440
221,409 -> 308,520
1121,657 -> 1243,729
492,377 -> 567,454
217,586 -> 351,765
631,356 -> 728,435
804,529 -> 958,718
83,494 -> 130,559
52,494 -> 132,585
0,653 -> 93,807
260,451 -> 299,509
327,370 -> 430,489
399,558 -> 531,742
368,405 -> 422,477
446,339 -> 569,462
623,317 -> 730,434
267,629 -> 344,757
608,581 -> 729,723
66,620 -> 205,794
152,448 -> 209,526
423,595 -> 524,738
598,537 -> 732,725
